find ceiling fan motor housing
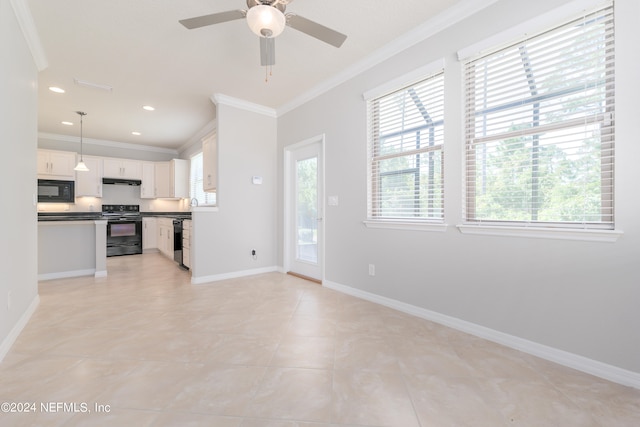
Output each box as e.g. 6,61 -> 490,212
247,0 -> 287,14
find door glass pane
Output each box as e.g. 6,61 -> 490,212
296,157 -> 318,263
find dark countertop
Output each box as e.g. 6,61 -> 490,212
141,212 -> 192,219
38,211 -> 192,221
38,212 -> 105,222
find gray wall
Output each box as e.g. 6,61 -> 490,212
277,0 -> 640,374
192,101 -> 277,281
38,223 -> 96,276
0,0 -> 39,357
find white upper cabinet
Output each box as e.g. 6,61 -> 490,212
140,162 -> 155,199
202,131 -> 217,192
154,161 -> 171,198
75,155 -> 103,197
154,159 -> 189,199
103,158 -> 142,180
37,149 -> 76,180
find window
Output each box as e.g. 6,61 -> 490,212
367,70 -> 445,221
464,3 -> 614,229
190,152 -> 216,206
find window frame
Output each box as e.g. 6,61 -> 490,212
462,2 -> 615,232
189,151 -> 217,207
364,61 -> 446,228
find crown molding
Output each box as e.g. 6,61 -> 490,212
211,93 -> 277,118
276,0 -> 500,116
9,0 -> 47,71
38,132 -> 179,155
178,119 -> 217,154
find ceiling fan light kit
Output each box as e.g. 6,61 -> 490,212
246,4 -> 285,38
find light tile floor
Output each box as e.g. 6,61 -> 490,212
1,253 -> 639,426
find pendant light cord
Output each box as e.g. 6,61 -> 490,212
76,111 -> 86,161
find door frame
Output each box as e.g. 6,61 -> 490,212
283,134 -> 325,282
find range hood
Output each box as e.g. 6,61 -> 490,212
102,177 -> 142,186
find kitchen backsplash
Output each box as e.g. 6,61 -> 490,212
37,184 -> 190,212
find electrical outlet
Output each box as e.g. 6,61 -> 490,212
7,291 -> 11,310
251,249 -> 257,260
368,264 -> 375,276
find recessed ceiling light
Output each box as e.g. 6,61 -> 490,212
49,86 -> 65,93
61,121 -> 73,126
142,105 -> 155,111
132,131 -> 141,136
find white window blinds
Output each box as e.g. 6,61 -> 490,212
367,71 -> 445,221
190,152 -> 216,206
464,3 -> 614,229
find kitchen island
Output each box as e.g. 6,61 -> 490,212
37,215 -> 107,280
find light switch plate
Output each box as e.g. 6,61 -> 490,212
328,196 -> 339,206
252,176 -> 263,185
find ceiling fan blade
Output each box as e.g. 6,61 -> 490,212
260,37 -> 276,66
286,14 -> 347,48
179,10 -> 245,30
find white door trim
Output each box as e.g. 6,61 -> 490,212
283,134 -> 325,282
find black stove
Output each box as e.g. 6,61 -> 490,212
102,205 -> 143,256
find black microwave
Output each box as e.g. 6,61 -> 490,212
37,179 -> 75,203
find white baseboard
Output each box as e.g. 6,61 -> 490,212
0,294 -> 40,362
38,269 -> 96,281
191,266 -> 279,285
323,280 -> 640,390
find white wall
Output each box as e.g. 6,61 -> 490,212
0,0 -> 39,358
191,99 -> 277,282
277,0 -> 640,376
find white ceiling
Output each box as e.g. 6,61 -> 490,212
29,0 -> 469,150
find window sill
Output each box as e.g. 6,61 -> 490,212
456,224 -> 623,243
363,220 -> 448,232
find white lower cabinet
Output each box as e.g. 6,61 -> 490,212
157,218 -> 174,259
142,217 -> 157,251
182,219 -> 191,269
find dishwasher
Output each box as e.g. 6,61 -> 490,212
172,219 -> 184,267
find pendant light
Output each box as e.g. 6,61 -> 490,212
74,111 -> 89,172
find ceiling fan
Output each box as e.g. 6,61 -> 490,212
179,0 -> 347,70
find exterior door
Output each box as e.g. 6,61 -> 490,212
285,137 -> 323,282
